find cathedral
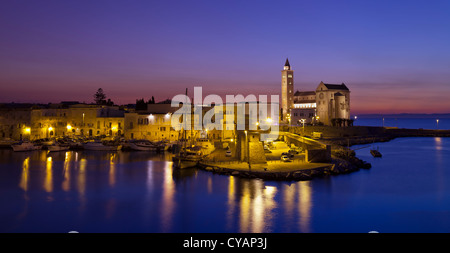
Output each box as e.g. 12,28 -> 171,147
280,58 -> 351,126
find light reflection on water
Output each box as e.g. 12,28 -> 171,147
0,149 -> 314,232
1,136 -> 449,232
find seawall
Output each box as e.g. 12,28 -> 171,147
282,125 -> 450,146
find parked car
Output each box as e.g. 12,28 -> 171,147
282,152 -> 294,158
225,150 -> 232,157
281,155 -> 290,162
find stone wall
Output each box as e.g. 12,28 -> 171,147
306,145 -> 331,163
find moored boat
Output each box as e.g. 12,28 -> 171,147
370,149 -> 382,157
11,142 -> 42,152
129,140 -> 158,151
48,143 -> 70,152
172,148 -> 203,169
83,141 -> 122,151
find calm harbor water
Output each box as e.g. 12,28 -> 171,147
354,116 -> 450,130
1,121 -> 450,233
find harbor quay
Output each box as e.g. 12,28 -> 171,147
197,133 -> 370,181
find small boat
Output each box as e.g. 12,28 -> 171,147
83,141 -> 122,151
48,143 -> 70,152
0,138 -> 15,148
129,140 -> 158,151
11,142 -> 42,152
370,149 -> 382,157
195,138 -> 215,155
172,149 -> 203,169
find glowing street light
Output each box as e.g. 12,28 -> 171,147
67,124 -> 72,131
266,117 -> 272,124
437,119 -> 439,130
48,126 -> 53,132
24,127 -> 31,134
244,130 -> 250,171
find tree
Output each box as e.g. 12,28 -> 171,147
136,98 -> 147,110
94,88 -> 106,105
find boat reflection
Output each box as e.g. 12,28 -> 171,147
19,157 -> 30,192
44,156 -> 53,193
161,161 -> 175,232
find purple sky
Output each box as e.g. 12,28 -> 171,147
1,0 -> 450,114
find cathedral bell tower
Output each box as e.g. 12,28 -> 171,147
281,58 -> 294,122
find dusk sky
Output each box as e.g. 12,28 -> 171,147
1,0 -> 450,114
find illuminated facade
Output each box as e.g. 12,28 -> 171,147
0,103 -> 125,141
280,59 -> 351,126
281,58 -> 294,122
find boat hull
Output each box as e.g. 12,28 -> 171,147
48,145 -> 70,152
172,156 -> 201,169
129,143 -> 158,151
11,143 -> 42,152
370,150 -> 382,157
83,143 -> 122,151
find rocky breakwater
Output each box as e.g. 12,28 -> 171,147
198,153 -> 371,181
330,150 -> 371,175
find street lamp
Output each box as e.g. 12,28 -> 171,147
244,130 -> 251,171
300,119 -> 306,129
437,119 -> 439,130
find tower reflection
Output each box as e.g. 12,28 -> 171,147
228,178 -> 313,233
230,179 -> 278,233
298,181 -> 312,233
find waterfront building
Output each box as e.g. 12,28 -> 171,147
281,59 -> 351,126
0,104 -> 33,140
292,91 -> 317,125
315,82 -> 351,126
0,103 -> 126,141
124,103 -> 184,142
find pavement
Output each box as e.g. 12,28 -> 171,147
202,141 -> 331,173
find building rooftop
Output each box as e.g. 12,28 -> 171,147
284,58 -> 290,68
321,82 -> 349,91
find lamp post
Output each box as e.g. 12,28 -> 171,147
245,130 -> 250,171
300,119 -> 306,134
437,119 -> 439,130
